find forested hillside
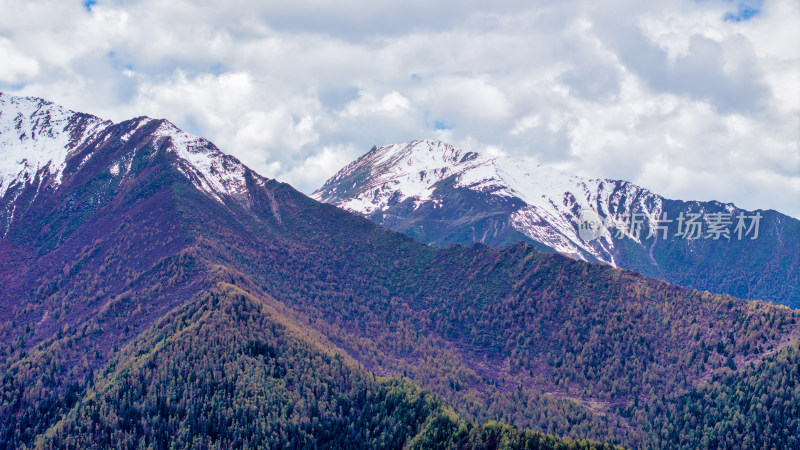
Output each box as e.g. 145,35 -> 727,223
314,140 -> 800,308
6,271 -> 614,449
1,94 -> 799,448
191,175 -> 800,446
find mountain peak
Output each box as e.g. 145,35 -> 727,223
316,140 -> 800,307
150,119 -> 252,203
314,139 -> 667,264
313,139 -> 495,214
0,93 -> 258,208
0,92 -> 108,198
367,139 -> 485,168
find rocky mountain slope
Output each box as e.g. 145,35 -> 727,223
314,139 -> 800,307
2,93 -> 800,448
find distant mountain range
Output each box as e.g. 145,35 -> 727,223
314,139 -> 800,308
2,93 -> 800,448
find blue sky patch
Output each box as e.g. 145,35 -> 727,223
83,0 -> 97,12
724,0 -> 763,22
0,82 -> 26,92
434,120 -> 453,131
210,63 -> 227,76
107,51 -> 134,72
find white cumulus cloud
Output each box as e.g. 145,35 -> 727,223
0,0 -> 797,217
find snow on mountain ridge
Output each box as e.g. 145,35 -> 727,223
468,157 -> 665,262
152,121 -> 249,203
317,139 -> 491,214
0,93 -> 109,199
0,93 -> 254,206
314,139 -> 665,265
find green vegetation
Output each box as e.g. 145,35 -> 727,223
641,342 -> 800,449
410,413 -> 618,450
7,283 -> 611,449
184,180 -> 799,445
1,126 -> 799,448
41,287 -> 440,448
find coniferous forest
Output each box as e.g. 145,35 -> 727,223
1,94 -> 799,449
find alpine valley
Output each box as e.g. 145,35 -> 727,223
314,140 -> 800,308
2,92 -> 800,449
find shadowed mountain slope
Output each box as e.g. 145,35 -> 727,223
314,140 -> 800,307
1,93 -> 799,448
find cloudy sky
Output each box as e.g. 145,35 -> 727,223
1,0 -> 798,217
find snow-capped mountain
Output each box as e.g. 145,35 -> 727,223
0,92 -> 266,237
314,139 -> 800,307
5,94 -> 800,449
3,94 -> 797,307
313,139 -> 666,265
0,94 -> 107,199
